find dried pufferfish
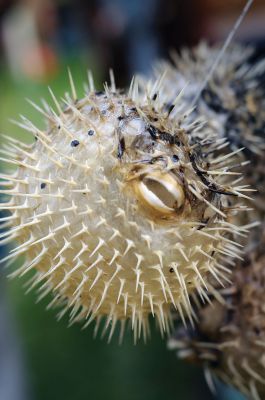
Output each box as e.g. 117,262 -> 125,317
0,74 -> 247,340
149,42 -> 265,156
163,41 -> 265,399
146,42 -> 265,225
168,229 -> 265,400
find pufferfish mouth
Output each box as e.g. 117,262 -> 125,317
127,167 -> 186,218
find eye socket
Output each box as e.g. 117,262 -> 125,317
136,171 -> 185,215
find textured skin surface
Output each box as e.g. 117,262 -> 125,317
169,235 -> 265,400
166,44 -> 265,399
148,44 -> 265,219
0,74 -> 246,340
150,43 -> 265,156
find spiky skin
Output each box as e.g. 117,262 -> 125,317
159,42 -> 265,399
151,43 -> 265,156
161,43 -> 265,397
147,43 -> 265,231
0,72 -> 247,340
168,230 -> 265,400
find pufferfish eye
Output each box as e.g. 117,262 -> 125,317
132,170 -> 185,216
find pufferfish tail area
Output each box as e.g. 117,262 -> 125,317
0,68 -> 252,341
168,225 -> 265,400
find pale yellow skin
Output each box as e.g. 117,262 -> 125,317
0,84 -> 243,340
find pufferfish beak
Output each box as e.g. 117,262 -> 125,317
126,167 -> 186,219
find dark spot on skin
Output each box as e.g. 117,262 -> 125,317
148,125 -> 182,146
189,153 -> 236,196
117,137 -> 125,159
40,183 -> 46,189
172,154 -> 179,162
160,132 -> 175,144
201,88 -> 227,113
167,104 -> 175,115
88,130 -> 94,136
71,140 -> 80,147
169,267 -> 174,273
147,125 -> 158,140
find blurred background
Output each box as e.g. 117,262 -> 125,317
0,1 -> 265,399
